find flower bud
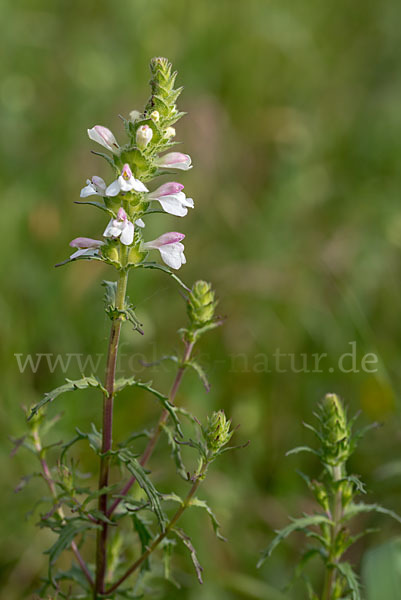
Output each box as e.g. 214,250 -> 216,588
310,480 -> 330,512
150,110 -> 160,122
129,110 -> 142,123
187,281 -> 217,328
164,126 -> 176,139
204,410 -> 233,454
136,125 -> 153,150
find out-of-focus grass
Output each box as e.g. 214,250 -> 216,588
2,0 -> 401,598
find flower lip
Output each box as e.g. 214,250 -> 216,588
145,232 -> 185,248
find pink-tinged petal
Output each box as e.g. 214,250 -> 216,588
70,237 -> 104,249
117,207 -> 128,220
106,179 -> 121,197
149,182 -> 184,199
158,195 -> 188,217
87,125 -> 119,153
91,176 -> 106,189
121,163 -> 133,179
145,232 -> 185,249
119,221 -> 135,245
156,152 -> 192,170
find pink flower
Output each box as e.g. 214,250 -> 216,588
147,182 -> 194,217
103,207 -> 134,245
106,163 -> 148,196
155,152 -> 192,171
69,237 -> 104,260
143,232 -> 186,270
87,126 -> 119,153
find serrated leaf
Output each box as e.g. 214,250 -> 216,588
257,514 -> 332,567
76,423 -> 102,454
134,261 -> 190,291
114,377 -> 182,436
118,450 -> 166,529
161,538 -> 179,586
185,360 -> 210,392
173,527 -> 203,584
161,423 -> 188,480
337,562 -> 361,600
189,497 -> 227,541
29,376 -> 106,419
132,514 -> 153,572
342,502 -> 401,524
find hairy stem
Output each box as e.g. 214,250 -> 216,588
32,429 -> 94,588
106,464 -> 204,595
107,340 -> 195,518
94,267 -> 128,598
322,464 -> 343,600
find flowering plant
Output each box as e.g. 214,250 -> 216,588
17,57 -> 237,600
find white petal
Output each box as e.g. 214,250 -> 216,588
106,179 -> 121,197
103,220 -> 122,238
135,218 -> 145,228
158,196 -> 188,217
120,221 -> 134,245
87,126 -> 119,153
159,246 -> 184,270
131,177 -> 149,193
80,183 -> 97,198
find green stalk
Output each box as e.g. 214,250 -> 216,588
94,265 -> 128,598
322,464 -> 343,600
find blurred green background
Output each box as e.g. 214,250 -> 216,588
2,0 -> 401,598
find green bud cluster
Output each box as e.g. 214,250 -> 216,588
204,410 -> 233,455
318,393 -> 351,466
146,57 -> 184,129
187,280 -> 217,328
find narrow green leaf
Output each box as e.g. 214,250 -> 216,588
185,360 -> 211,392
114,377 -> 182,436
134,261 -> 190,291
29,376 -> 106,419
286,446 -> 318,457
342,502 -> 401,525
257,515 -> 332,567
132,514 -> 153,571
189,497 -> 227,541
173,527 -> 203,584
161,423 -> 188,480
74,199 -> 114,215
337,562 -> 361,600
118,450 -> 166,529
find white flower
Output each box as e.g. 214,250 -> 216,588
106,164 -> 148,196
69,237 -> 104,259
143,232 -> 186,270
155,152 -> 192,171
148,182 -> 194,217
87,126 -> 119,153
150,110 -> 160,122
103,207 -> 134,245
136,124 -> 153,150
80,176 -> 107,198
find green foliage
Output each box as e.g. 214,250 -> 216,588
259,394 -> 401,599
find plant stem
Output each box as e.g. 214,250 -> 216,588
32,429 -> 94,588
107,340 -> 195,518
322,464 -> 343,600
106,464 -> 203,595
94,267 -> 128,598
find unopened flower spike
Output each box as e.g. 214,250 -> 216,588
187,281 -> 218,327
103,207 -> 134,246
88,125 -> 120,153
204,410 -> 233,455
